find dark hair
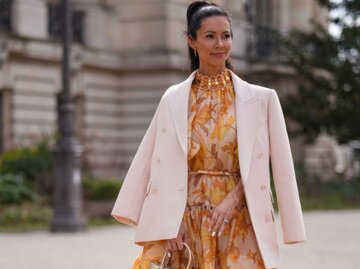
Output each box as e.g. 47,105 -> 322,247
186,1 -> 234,71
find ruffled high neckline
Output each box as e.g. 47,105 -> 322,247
195,69 -> 232,91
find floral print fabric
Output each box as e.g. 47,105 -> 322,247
131,70 -> 265,269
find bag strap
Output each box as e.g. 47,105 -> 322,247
160,252 -> 171,268
160,242 -> 195,269
183,242 -> 194,269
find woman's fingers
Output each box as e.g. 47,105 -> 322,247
209,208 -> 232,236
164,240 -> 172,253
212,214 -> 225,235
170,240 -> 178,252
209,212 -> 223,235
176,238 -> 184,251
166,238 -> 184,252
164,221 -> 187,253
208,211 -> 219,233
218,220 -> 228,236
212,215 -> 231,236
183,229 -> 189,244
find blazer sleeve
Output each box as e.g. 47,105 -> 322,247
268,89 -> 307,244
111,98 -> 162,227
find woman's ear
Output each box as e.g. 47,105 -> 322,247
187,36 -> 196,50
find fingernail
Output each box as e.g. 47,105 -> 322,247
218,232 -> 221,237
212,231 -> 216,237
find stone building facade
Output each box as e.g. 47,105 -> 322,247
0,0 -> 328,178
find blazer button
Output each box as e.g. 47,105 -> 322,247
157,157 -> 161,163
151,188 -> 157,194
265,214 -> 271,223
260,184 -> 266,191
257,152 -> 263,159
162,127 -> 166,133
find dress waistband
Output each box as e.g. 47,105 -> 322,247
186,203 -> 247,213
189,169 -> 241,177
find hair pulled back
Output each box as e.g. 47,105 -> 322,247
186,1 -> 234,72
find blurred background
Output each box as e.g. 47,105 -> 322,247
0,0 -> 359,268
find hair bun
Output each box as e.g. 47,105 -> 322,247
186,1 -> 210,26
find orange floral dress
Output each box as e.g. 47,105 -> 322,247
132,69 -> 265,269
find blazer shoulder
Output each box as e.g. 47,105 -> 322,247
164,79 -> 189,96
159,77 -> 192,105
247,82 -> 275,99
157,83 -> 180,104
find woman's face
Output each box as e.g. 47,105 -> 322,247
188,16 -> 232,71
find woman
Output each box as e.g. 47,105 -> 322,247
111,2 -> 307,269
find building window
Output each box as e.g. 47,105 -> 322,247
244,0 -> 273,26
255,0 -> 273,27
0,0 -> 12,33
245,0 -> 279,60
48,3 -> 85,44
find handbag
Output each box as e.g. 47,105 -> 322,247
149,242 -> 194,269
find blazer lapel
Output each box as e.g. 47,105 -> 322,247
168,70 -> 196,154
230,70 -> 260,183
168,70 -> 259,184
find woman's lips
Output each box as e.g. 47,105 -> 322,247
211,52 -> 226,58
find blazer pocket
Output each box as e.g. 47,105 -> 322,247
269,191 -> 275,222
145,181 -> 152,197
269,190 -> 275,204
271,207 -> 275,222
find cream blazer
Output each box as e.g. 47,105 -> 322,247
111,70 -> 307,269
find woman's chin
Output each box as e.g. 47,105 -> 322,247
209,61 -> 227,68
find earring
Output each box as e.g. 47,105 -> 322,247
194,49 -> 197,57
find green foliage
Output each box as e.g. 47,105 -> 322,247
0,174 -> 40,205
0,140 -> 53,181
0,203 -> 52,230
295,162 -> 360,210
88,217 -> 118,227
82,177 -> 122,201
269,162 -> 360,211
0,201 -> 118,231
280,0 -> 360,143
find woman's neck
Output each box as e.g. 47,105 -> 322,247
197,65 -> 227,77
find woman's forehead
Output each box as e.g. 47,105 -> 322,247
199,16 -> 231,32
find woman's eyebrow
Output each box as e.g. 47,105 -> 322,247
204,30 -> 231,34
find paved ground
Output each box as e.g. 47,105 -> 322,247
1,210 -> 360,269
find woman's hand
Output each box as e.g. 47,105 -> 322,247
164,220 -> 188,253
208,182 -> 243,237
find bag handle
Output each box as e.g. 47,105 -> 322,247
160,242 -> 194,269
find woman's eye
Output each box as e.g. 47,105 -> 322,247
205,35 -> 214,39
224,34 -> 231,39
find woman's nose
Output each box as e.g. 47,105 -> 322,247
215,37 -> 224,48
